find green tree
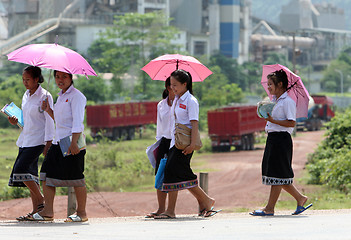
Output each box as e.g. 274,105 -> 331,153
321,47 -> 351,93
87,11 -> 181,100
75,75 -> 110,103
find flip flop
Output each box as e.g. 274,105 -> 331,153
145,212 -> 159,218
29,212 -> 54,221
249,210 -> 274,216
292,203 -> 313,215
198,208 -> 206,217
64,214 -> 88,222
204,209 -> 222,218
16,213 -> 32,221
154,213 -> 175,219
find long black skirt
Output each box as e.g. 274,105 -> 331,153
162,146 -> 198,191
40,144 -> 86,187
8,145 -> 44,187
262,132 -> 294,185
155,137 -> 171,175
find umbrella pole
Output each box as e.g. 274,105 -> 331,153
176,60 -> 179,70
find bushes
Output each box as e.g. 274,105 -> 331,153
307,109 -> 351,192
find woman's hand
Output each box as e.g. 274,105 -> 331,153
8,116 -> 18,125
68,141 -> 80,155
43,141 -> 52,156
41,98 -> 50,112
265,112 -> 274,123
182,144 -> 195,155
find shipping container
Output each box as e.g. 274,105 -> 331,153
86,101 -> 158,140
207,105 -> 266,152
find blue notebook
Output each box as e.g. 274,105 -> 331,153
1,102 -> 24,128
59,133 -> 86,157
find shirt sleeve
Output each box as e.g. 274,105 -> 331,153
44,93 -> 55,142
187,96 -> 199,121
71,91 -> 87,133
284,98 -> 296,121
156,101 -> 162,141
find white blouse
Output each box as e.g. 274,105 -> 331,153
170,90 -> 199,148
265,91 -> 296,135
156,97 -> 172,140
53,85 -> 86,144
16,85 -> 55,148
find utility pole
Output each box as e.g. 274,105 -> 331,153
334,69 -> 343,95
292,33 -> 296,73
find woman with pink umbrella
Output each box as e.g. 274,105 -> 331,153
250,69 -> 312,216
154,70 -> 220,219
30,70 -> 88,222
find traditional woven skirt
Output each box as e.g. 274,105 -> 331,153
155,137 -> 171,175
40,144 -> 86,187
262,132 -> 294,185
162,146 -> 198,191
8,145 -> 44,187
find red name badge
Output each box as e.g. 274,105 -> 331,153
179,103 -> 186,109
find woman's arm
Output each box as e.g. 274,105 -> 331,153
182,120 -> 198,155
68,132 -> 81,155
42,98 -> 54,120
266,113 -> 296,127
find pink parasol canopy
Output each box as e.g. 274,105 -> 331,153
261,64 -> 310,118
7,43 -> 97,77
141,54 -> 212,82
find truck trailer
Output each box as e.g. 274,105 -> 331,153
207,105 -> 266,152
86,101 -> 158,140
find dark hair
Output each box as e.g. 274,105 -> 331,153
170,69 -> 193,94
267,69 -> 288,90
23,66 -> 44,84
162,77 -> 171,99
53,70 -> 73,80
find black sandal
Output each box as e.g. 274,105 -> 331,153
16,203 -> 45,221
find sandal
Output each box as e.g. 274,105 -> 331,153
16,203 -> 45,221
64,214 -> 88,222
28,212 -> 54,221
145,212 -> 159,218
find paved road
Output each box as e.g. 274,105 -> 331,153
1,210 -> 350,240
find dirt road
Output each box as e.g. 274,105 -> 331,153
0,131 -> 324,220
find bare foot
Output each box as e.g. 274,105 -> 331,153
297,196 -> 308,207
154,211 -> 175,219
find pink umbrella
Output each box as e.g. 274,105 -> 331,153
7,43 -> 97,77
141,54 -> 212,82
261,64 -> 310,118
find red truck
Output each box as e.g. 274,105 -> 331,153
86,101 -> 158,140
207,105 -> 266,152
296,95 -> 335,131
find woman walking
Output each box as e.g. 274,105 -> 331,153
30,70 -> 88,222
155,69 -> 219,219
250,69 -> 312,216
8,66 -> 55,221
146,77 -> 175,218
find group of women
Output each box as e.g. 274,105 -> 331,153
8,66 -> 88,222
8,65 -> 312,222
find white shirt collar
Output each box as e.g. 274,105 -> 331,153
25,85 -> 42,97
58,84 -> 74,96
179,90 -> 190,100
273,91 -> 288,102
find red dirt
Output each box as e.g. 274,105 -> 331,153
0,131 -> 324,220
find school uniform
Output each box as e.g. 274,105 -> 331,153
40,85 -> 87,187
155,97 -> 172,175
262,91 -> 296,185
9,85 -> 55,187
162,91 -> 199,191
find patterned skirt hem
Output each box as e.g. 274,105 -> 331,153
262,176 -> 293,185
8,173 -> 39,187
40,173 -> 85,187
162,179 -> 198,191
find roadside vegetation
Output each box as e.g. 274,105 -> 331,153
307,108 -> 351,193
